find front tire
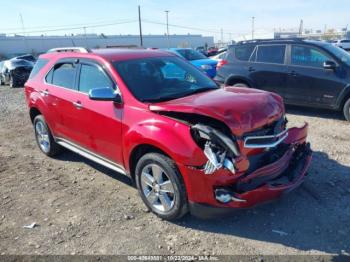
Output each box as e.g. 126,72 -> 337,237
343,98 -> 350,121
33,115 -> 62,156
135,153 -> 188,221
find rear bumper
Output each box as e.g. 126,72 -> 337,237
183,124 -> 313,217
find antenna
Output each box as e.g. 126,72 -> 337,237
19,13 -> 25,36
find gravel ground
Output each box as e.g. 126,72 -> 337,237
0,85 -> 349,256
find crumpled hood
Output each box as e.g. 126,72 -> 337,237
149,87 -> 284,136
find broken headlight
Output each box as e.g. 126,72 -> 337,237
191,124 -> 240,175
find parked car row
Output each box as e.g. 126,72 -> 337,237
168,48 -> 218,78
214,38 -> 350,121
0,54 -> 36,87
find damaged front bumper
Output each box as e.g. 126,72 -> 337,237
183,124 -> 312,218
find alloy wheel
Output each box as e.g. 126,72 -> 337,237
35,121 -> 50,153
140,164 -> 175,212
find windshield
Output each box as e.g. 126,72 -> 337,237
323,44 -> 350,66
176,49 -> 207,61
113,56 -> 218,103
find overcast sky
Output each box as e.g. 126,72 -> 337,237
0,0 -> 349,40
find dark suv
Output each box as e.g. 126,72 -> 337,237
215,39 -> 350,121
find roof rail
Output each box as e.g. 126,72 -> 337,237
47,47 -> 91,53
237,38 -> 306,45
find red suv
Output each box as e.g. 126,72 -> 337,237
25,47 -> 312,220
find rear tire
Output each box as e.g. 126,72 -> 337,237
9,75 -> 17,88
135,153 -> 188,221
343,98 -> 350,121
33,115 -> 62,157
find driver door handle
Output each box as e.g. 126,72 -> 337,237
73,101 -> 83,109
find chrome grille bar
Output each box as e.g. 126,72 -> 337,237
244,129 -> 288,149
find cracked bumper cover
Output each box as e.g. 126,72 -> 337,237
182,124 -> 312,217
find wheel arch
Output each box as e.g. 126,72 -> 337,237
128,144 -> 172,182
29,107 -> 42,123
224,75 -> 254,87
338,85 -> 350,110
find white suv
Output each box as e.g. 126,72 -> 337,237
334,39 -> 350,51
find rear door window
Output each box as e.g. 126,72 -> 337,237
256,45 -> 286,64
51,63 -> 77,90
291,45 -> 334,68
78,64 -> 113,94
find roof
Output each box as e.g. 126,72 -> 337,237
229,38 -> 331,48
40,48 -> 175,62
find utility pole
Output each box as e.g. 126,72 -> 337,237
165,10 -> 170,47
251,16 -> 255,40
83,26 -> 88,48
299,19 -> 304,36
19,13 -> 29,52
220,28 -> 224,46
138,5 -> 143,47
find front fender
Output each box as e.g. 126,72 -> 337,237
123,118 -> 206,171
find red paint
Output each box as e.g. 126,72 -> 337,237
25,49 -> 312,210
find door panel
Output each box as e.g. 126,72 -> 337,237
74,94 -> 123,164
74,62 -> 124,164
248,63 -> 289,95
248,45 -> 288,96
285,45 -> 347,107
50,87 -> 90,146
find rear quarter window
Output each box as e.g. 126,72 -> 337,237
29,58 -> 49,79
233,45 -> 256,61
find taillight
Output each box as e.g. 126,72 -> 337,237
216,59 -> 228,71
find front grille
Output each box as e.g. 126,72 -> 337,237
242,117 -> 288,149
244,129 -> 288,148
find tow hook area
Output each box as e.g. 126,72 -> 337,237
215,188 -> 247,203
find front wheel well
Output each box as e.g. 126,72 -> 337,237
29,107 -> 42,123
340,93 -> 350,110
128,144 -> 171,182
225,77 -> 250,87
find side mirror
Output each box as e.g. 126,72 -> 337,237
323,60 -> 337,70
89,87 -> 122,103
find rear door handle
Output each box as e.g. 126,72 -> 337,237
40,89 -> 49,96
73,101 -> 83,109
248,66 -> 255,72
